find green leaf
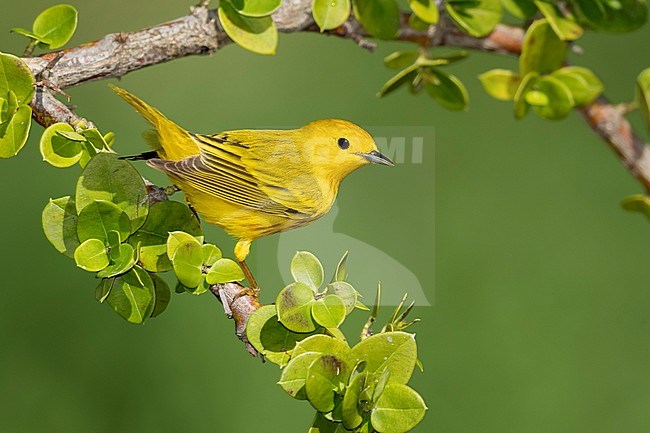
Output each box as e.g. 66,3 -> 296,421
501,0 -> 537,18
128,201 -> 202,272
171,241 -> 204,288
189,275 -> 211,295
353,0 -> 400,39
106,230 -> 122,249
293,334 -> 351,360
513,71 -> 539,119
42,196 -> 80,258
349,332 -> 417,385
312,294 -> 347,328
166,231 -> 203,261
408,0 -> 439,24
205,258 -> 245,284
621,194 -> 650,220
326,281 -> 357,314
104,132 -> 115,148
534,1 -> 583,40
74,238 -> 109,272
56,129 -> 86,142
0,52 -> 36,105
81,128 -> 108,149
306,354 -> 348,413
532,75 -> 575,119
76,200 -> 132,244
76,153 -> 149,231
277,282 -> 317,333
95,277 -> 114,303
229,0 -> 282,17
383,51 -> 419,70
573,0 -> 647,32
309,413 -> 344,433
551,66 -> 603,106
636,67 -> 650,135
378,64 -> 419,97
446,0 -> 503,37
201,244 -> 222,266
279,351 -> 321,399
408,13 -> 430,30
0,105 -> 31,158
331,250 -> 349,283
40,123 -> 84,168
370,384 -> 427,433
342,367 -> 366,429
32,4 -> 78,49
150,273 -> 171,318
519,19 -> 567,76
479,69 -> 521,101
97,243 -> 137,279
106,266 -> 155,324
10,28 -> 43,42
291,251 -> 325,292
246,305 -> 317,366
372,367 -> 391,403
313,0 -> 351,30
424,69 -> 469,111
218,1 -> 278,55
525,90 -> 549,106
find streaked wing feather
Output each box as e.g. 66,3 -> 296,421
148,134 -> 308,218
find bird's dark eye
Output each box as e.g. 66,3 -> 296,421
337,137 -> 350,150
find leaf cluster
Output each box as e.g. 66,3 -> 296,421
480,19 -> 604,119
41,151 -> 245,323
246,252 -> 426,433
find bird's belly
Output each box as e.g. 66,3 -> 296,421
183,185 -> 319,240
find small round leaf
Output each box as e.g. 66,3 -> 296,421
40,123 -> 83,168
349,332 -> 417,385
0,52 -> 35,105
291,251 -> 324,292
479,69 -> 521,101
42,195 -> 80,258
306,354 -> 348,413
229,0 -> 282,17
313,0 -> 351,30
370,384 -> 427,433
0,105 -> 32,158
312,294 -> 347,328
424,69 -> 469,111
76,200 -> 132,243
74,238 -> 109,272
32,4 -> 78,49
171,241 -> 204,288
409,0 -> 439,24
205,258 -> 245,284
276,282 -> 317,333
218,1 -> 278,55
446,0 -> 502,38
353,0 -> 400,40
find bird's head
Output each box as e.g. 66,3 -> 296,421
299,119 -> 394,182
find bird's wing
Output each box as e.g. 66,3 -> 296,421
206,130 -> 325,214
148,134 -> 310,218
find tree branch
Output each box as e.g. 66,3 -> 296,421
17,0 -> 650,351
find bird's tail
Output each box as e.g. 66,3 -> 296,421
109,84 -> 198,161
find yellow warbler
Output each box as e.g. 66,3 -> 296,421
110,85 -> 393,287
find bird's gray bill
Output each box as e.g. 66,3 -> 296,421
361,150 -> 394,166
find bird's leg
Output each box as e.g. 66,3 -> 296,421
234,239 -> 258,297
238,260 -> 260,297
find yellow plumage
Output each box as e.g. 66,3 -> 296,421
110,85 -> 393,286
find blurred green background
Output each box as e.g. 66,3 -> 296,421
2,2 -> 650,432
